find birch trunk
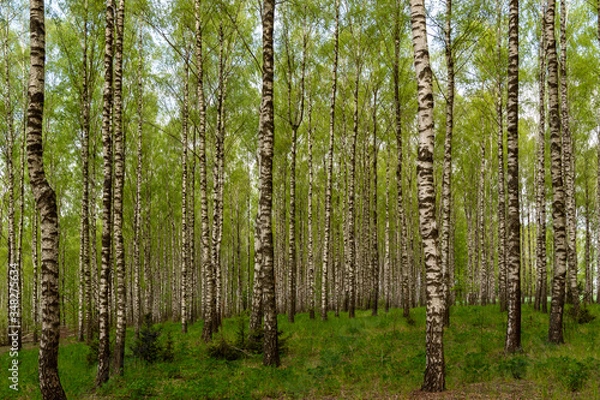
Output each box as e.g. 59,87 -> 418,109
258,0 -> 279,367
181,58 -> 190,334
495,0 -> 507,312
409,0 -> 445,391
394,0 -> 411,319
321,0 -> 340,321
27,0 -> 67,396
96,0 -> 115,386
441,0 -> 454,325
546,0 -> 567,344
559,0 -> 579,311
504,0 -> 522,354
113,0 -> 126,376
535,7 -> 547,313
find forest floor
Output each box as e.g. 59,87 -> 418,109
1,303 -> 599,399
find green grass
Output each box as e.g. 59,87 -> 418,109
1,304 -> 599,399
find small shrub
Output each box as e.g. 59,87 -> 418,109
576,307 -> 596,324
208,336 -> 244,361
498,355 -> 528,379
131,314 -> 173,363
551,356 -> 590,392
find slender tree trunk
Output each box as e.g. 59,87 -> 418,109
77,0 -> 92,344
478,141 -> 488,306
307,99 -> 316,319
196,0 -> 214,343
409,0 -> 445,391
133,23 -> 144,337
504,0 -> 522,354
321,0 -> 340,322
584,182 -> 592,305
113,0 -> 126,376
384,155 -> 391,313
181,58 -> 190,334
559,0 -> 579,311
371,89 -> 379,317
97,0 -> 115,386
394,0 -> 411,319
546,0 -> 567,345
27,1 -> 67,397
258,0 -> 279,367
535,7 -> 548,313
284,15 -> 307,323
441,0 -> 454,326
4,13 -> 20,350
346,62 -> 360,319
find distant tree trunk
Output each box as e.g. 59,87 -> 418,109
535,7 -> 547,313
97,0 -> 115,386
27,1 -> 67,397
384,155 -> 391,313
133,24 -> 144,337
559,0 -> 579,311
307,99 -> 316,319
546,0 -> 567,345
181,58 -> 190,334
283,13 -> 307,323
113,0 -> 126,376
504,0 -> 522,354
258,0 -> 279,367
441,0 -> 454,326
478,141 -> 488,306
77,0 -> 92,344
584,181 -> 592,305
371,89 -> 379,317
321,0 -> 340,322
211,22 -> 226,330
394,0 -> 410,319
495,0 -> 508,314
409,0 -> 445,392
346,61 -> 360,319
4,12 -> 20,350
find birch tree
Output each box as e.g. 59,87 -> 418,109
26,0 -> 67,396
409,0 -> 445,391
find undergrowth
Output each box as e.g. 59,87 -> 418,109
1,304 -> 599,399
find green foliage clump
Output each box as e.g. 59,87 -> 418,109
131,314 -> 173,364
551,356 -> 590,392
498,355 -> 528,379
575,307 -> 596,324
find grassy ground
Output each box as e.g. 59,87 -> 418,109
1,304 -> 599,399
